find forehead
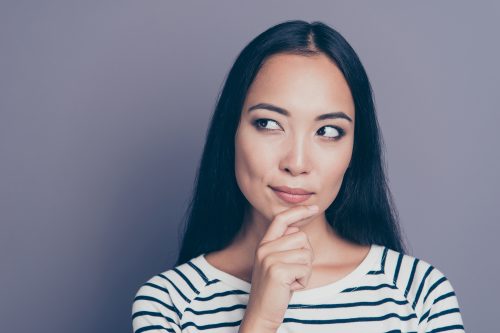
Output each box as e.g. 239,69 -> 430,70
244,53 -> 355,120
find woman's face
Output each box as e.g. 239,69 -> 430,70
235,52 -> 355,221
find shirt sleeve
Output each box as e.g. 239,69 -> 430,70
417,267 -> 465,332
132,275 -> 182,333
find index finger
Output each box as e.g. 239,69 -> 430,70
260,205 -> 318,244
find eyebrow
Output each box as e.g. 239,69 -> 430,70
247,102 -> 353,122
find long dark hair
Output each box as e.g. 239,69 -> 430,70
175,20 -> 408,266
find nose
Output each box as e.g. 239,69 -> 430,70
279,134 -> 311,176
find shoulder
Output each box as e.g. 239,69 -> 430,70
380,246 -> 465,331
131,255 -> 213,333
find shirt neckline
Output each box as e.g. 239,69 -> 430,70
194,243 -> 383,302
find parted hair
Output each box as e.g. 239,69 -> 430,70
175,20 -> 408,266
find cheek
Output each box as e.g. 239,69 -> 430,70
317,144 -> 353,199
234,130 -> 273,198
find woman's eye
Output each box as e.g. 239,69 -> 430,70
252,119 -> 345,141
252,118 -> 281,131
318,126 -> 345,141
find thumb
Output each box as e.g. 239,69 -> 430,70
283,226 -> 300,236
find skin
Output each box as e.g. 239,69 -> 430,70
205,52 -> 370,290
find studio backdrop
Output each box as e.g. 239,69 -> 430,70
1,1 -> 498,332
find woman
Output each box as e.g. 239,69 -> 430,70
132,20 -> 465,332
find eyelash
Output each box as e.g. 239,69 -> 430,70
252,118 -> 346,141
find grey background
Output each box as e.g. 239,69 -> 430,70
1,1 -> 498,332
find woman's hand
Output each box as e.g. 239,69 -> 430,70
239,205 -> 318,333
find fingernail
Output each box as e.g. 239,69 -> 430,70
307,205 -> 318,211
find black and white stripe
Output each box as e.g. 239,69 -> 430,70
132,244 -> 465,332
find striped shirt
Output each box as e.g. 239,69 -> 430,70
131,244 -> 465,332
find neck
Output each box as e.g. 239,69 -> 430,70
227,206 -> 359,274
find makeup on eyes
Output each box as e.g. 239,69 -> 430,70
251,118 -> 346,141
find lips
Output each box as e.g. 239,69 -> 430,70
269,185 -> 314,195
269,185 -> 314,204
